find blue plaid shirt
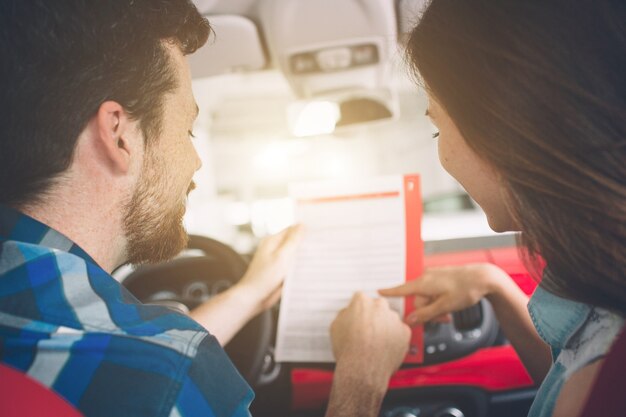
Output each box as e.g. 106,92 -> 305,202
0,205 -> 253,417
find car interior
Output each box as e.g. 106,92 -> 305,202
105,1 -> 546,416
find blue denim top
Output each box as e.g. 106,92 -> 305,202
527,284 -> 624,417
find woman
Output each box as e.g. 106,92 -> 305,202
380,1 -> 626,416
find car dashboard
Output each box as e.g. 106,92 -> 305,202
121,233 -> 538,417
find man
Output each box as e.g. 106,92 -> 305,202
0,1 -> 410,416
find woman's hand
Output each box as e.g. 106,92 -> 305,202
381,263 -> 552,384
378,263 -> 509,326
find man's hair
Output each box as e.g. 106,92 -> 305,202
407,0 -> 626,313
0,0 -> 210,206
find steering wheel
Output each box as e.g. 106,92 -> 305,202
122,235 -> 272,386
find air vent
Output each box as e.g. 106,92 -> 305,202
453,303 -> 483,331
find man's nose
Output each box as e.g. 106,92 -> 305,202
193,147 -> 202,172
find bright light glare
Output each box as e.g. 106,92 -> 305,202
250,198 -> 296,236
226,202 -> 250,226
252,140 -> 312,180
289,101 -> 340,137
253,143 -> 290,176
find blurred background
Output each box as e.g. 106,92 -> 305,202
183,0 -> 497,255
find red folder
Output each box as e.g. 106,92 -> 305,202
403,174 -> 424,364
287,174 -> 424,364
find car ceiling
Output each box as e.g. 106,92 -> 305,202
188,0 -> 429,77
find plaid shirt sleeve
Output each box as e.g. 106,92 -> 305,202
169,336 -> 254,417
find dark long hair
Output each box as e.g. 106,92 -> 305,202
407,0 -> 626,313
0,0 -> 210,207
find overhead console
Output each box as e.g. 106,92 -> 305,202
259,0 -> 397,97
259,0 -> 400,133
188,0 -> 438,134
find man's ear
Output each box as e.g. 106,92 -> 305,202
92,101 -> 141,175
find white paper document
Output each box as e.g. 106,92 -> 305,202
275,175 -> 422,363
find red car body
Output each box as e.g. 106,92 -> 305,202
290,246 -> 537,412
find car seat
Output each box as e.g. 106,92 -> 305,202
0,362 -> 83,416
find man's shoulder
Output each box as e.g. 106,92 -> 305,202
1,238 -> 203,333
0,238 -> 63,272
0,304 -> 252,417
0,238 -> 98,293
0,239 -> 253,416
0,294 -> 219,387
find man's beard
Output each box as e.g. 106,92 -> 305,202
123,153 -> 194,265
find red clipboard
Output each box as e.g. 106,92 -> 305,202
288,174 -> 424,364
403,174 -> 424,363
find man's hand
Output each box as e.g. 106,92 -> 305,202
378,264 -> 508,325
326,292 -> 411,417
190,225 -> 302,345
236,225 -> 303,315
331,293 -> 411,383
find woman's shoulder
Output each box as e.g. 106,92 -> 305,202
578,326 -> 626,417
528,284 -> 623,365
554,324 -> 626,417
559,307 -> 624,377
552,358 -> 604,417
527,285 -> 624,417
